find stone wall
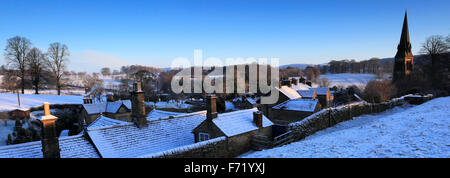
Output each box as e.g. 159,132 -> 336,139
140,136 -> 231,158
288,94 -> 433,142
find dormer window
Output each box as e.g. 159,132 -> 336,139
199,132 -> 210,142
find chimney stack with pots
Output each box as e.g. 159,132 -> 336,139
131,82 -> 147,128
253,111 -> 263,128
40,102 -> 61,158
206,94 -> 218,121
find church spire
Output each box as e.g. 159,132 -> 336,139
395,10 -> 412,58
393,10 -> 414,82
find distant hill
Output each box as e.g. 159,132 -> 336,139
279,64 -> 314,69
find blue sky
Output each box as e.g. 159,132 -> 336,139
1,0 -> 449,72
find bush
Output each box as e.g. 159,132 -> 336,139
363,79 -> 396,103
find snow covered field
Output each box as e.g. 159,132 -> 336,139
241,97 -> 450,158
321,73 -> 378,89
0,93 -> 83,111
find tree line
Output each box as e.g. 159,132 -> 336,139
2,36 -> 70,95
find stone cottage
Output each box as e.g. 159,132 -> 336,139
192,95 -> 274,154
269,99 -> 321,125
80,99 -> 132,125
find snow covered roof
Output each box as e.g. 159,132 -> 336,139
0,134 -> 100,158
232,97 -> 243,102
212,108 -> 274,137
88,115 -> 129,129
147,109 -> 186,121
291,83 -> 311,90
246,97 -> 258,105
277,86 -> 301,99
272,99 -> 319,112
86,111 -> 207,158
297,90 -> 316,98
83,100 -> 132,115
309,88 -> 330,95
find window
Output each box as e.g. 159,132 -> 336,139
199,132 -> 210,142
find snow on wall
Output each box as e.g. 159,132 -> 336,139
139,136 -> 227,158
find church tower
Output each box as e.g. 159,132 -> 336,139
393,11 -> 414,82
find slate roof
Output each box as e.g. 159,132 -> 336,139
86,111 -> 207,158
83,100 -> 132,115
0,134 -> 100,158
212,108 -> 274,137
272,99 -> 319,112
297,90 -> 316,98
309,87 -> 330,95
88,115 -> 129,129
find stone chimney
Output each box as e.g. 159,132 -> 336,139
291,78 -> 299,86
40,102 -> 60,158
299,77 -> 306,84
131,82 -> 147,128
206,94 -> 218,121
106,94 -> 114,102
253,111 -> 263,128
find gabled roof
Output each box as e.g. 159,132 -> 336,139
86,111 -> 207,158
309,87 -> 330,95
0,134 -> 100,158
246,97 -> 258,105
277,86 -> 301,99
272,99 -> 319,112
83,100 -> 132,115
88,115 -> 129,129
212,108 -> 274,137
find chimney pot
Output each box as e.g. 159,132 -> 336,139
133,82 -> 142,92
44,102 -> 50,116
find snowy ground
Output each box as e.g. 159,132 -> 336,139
0,93 -> 83,111
0,89 -> 85,96
241,97 -> 450,158
320,73 -> 378,89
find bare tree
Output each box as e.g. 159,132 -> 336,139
101,67 -> 111,77
26,48 -> 46,94
46,42 -> 69,95
1,68 -> 19,91
4,36 -> 32,94
319,77 -> 331,87
420,35 -> 449,56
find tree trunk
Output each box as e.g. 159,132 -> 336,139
21,75 -> 25,94
35,81 -> 39,95
57,79 -> 61,95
